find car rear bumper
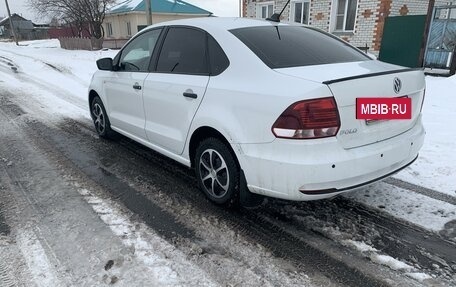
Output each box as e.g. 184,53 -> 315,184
236,116 -> 425,201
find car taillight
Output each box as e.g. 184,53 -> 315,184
272,97 -> 340,139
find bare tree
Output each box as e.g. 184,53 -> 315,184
28,0 -> 116,38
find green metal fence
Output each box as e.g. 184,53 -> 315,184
379,15 -> 427,68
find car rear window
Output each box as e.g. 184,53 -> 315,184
230,26 -> 370,69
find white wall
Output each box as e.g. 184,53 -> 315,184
104,13 -> 210,39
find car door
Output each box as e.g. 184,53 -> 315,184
104,28 -> 162,140
142,27 -> 210,154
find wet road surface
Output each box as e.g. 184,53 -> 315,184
0,91 -> 455,286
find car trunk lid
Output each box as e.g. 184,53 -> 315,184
275,61 -> 425,149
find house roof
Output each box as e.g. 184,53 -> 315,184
0,13 -> 29,26
108,0 -> 212,15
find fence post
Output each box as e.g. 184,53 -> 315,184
419,0 -> 435,67
450,45 -> 456,76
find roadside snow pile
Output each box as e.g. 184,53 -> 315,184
369,254 -> 414,271
0,39 -> 117,103
0,39 -> 117,119
19,39 -> 61,48
342,240 -> 433,282
394,75 -> 456,196
405,272 -> 433,282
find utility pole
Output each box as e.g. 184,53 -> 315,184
4,0 -> 18,45
145,0 -> 152,25
418,0 -> 435,67
239,0 -> 242,17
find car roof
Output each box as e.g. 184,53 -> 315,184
145,17 -> 287,32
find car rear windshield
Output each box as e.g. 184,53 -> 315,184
230,26 -> 370,69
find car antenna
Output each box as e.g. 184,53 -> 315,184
266,0 -> 291,22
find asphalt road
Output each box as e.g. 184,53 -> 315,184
0,89 -> 455,287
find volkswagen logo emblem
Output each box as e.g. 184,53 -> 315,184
393,77 -> 402,94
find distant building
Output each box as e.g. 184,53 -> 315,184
104,0 -> 212,39
0,13 -> 48,40
242,0 -> 450,54
0,17 -> 4,36
0,14 -> 33,38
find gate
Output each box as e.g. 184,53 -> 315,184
424,5 -> 456,70
378,15 -> 427,68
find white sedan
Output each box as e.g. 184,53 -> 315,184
88,17 -> 425,205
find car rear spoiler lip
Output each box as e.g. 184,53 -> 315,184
322,67 -> 423,85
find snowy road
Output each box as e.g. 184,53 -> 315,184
0,40 -> 455,286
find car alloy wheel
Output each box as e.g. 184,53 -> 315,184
199,148 -> 230,199
91,96 -> 112,138
92,102 -> 106,135
195,138 -> 240,205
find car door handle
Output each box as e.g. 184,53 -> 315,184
183,92 -> 198,99
133,83 -> 142,90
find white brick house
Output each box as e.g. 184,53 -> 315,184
243,0 -> 452,54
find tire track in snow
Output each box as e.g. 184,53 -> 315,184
0,255 -> 17,287
0,47 -> 87,86
3,104 -> 316,286
385,177 -> 456,205
0,48 -> 87,111
16,230 -> 63,287
0,98 -> 216,286
62,118 -> 456,284
0,205 -> 10,236
78,188 -> 217,286
27,117 -> 415,287
3,84 -> 451,285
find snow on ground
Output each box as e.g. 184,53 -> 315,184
0,39 -> 117,119
342,240 -> 434,282
405,272 -> 433,282
17,229 -> 64,287
344,182 -> 456,232
77,188 -> 216,286
0,39 -> 455,234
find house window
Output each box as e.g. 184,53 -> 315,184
334,0 -> 357,31
291,0 -> 310,24
106,22 -> 113,37
126,21 -> 132,36
257,2 -> 274,19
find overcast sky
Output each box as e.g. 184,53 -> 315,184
0,0 -> 239,22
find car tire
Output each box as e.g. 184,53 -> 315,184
194,138 -> 240,206
90,96 -> 112,139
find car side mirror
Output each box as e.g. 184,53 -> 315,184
97,57 -> 113,71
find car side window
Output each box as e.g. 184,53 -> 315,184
118,29 -> 162,72
156,27 -> 208,75
208,35 -> 229,76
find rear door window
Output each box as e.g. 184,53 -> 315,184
156,27 -> 209,75
230,26 -> 370,68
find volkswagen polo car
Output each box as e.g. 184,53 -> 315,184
88,17 -> 425,205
